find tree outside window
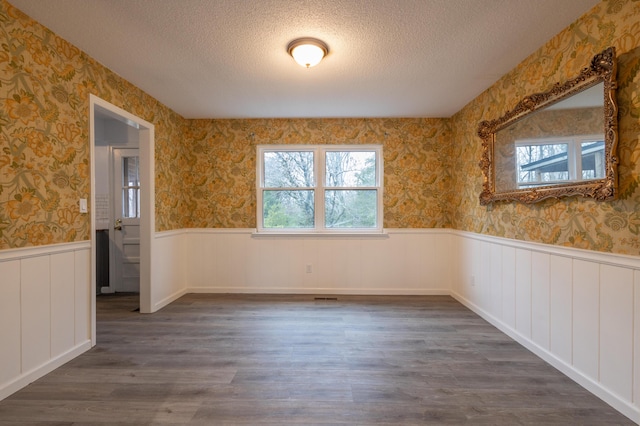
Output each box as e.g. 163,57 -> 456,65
258,145 -> 383,232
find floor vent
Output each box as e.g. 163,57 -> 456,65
314,297 -> 338,301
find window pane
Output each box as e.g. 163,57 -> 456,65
121,155 -> 140,218
123,156 -> 140,186
325,151 -> 376,187
581,140 -> 605,179
263,190 -> 314,228
123,188 -> 139,218
325,190 -> 377,228
517,143 -> 569,186
264,151 -> 314,187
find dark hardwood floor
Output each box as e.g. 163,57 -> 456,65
0,293 -> 633,425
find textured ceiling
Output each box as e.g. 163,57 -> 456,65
9,0 -> 599,119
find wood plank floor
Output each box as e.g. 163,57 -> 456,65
0,293 -> 633,425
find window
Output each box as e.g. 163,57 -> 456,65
122,155 -> 140,218
257,145 -> 383,233
516,135 -> 604,188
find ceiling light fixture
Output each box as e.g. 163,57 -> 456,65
287,37 -> 329,68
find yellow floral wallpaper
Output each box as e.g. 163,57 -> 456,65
183,118 -> 453,229
0,0 -> 187,249
450,0 -> 640,254
3,0 -> 640,255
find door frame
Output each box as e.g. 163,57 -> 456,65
89,95 -> 155,345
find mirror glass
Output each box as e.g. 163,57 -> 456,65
494,83 -> 604,192
478,48 -> 618,204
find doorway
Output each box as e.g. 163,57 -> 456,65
110,148 -> 141,293
89,95 -> 155,345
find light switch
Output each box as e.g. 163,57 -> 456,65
79,198 -> 88,213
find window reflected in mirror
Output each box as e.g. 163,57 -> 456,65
478,47 -> 618,204
493,82 -> 605,192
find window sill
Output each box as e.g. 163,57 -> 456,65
251,230 -> 389,239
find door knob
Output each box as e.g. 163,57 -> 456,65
114,218 -> 122,230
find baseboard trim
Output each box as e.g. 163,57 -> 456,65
186,287 -> 451,296
153,287 -> 188,312
0,340 -> 92,401
451,290 -> 640,425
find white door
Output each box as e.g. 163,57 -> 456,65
110,148 -> 141,293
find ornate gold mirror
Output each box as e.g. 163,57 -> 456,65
478,47 -> 618,204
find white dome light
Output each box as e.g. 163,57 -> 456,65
287,38 -> 329,68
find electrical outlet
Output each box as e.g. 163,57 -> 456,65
306,264 -> 312,273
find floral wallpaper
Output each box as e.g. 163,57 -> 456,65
450,0 -> 640,254
0,0 -> 187,249
182,118 -> 453,229
3,0 -> 640,255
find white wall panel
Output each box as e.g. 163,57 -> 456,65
432,234 -> 452,291
360,237 -> 391,290
515,248 -> 532,338
317,237 -> 339,289
335,239 -> 363,290
404,234 -> 426,290
185,233 -> 206,288
451,231 -> 640,423
0,260 -> 21,386
0,243 -> 92,401
286,238 -> 307,289
20,256 -> 51,373
74,249 -> 90,345
490,243 -> 503,320
501,246 -> 516,328
223,233 -> 246,288
204,233 -> 223,288
468,237 -> 480,296
50,252 -> 75,358
449,235 -> 461,295
572,259 -> 599,379
152,233 -> 186,310
264,238 -> 290,288
634,270 -> 640,406
0,242 -> 91,399
600,264 -> 633,402
467,237 -> 480,300
467,238 -> 482,304
301,238 -> 319,289
458,235 -> 478,300
478,241 -> 491,313
203,232 -> 222,287
345,239 -> 363,289
186,229 -> 451,295
549,255 -> 572,364
455,234 -> 472,298
386,235 -> 408,289
531,251 -> 550,349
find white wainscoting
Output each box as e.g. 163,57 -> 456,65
1,229 -> 638,423
0,242 -> 91,401
184,228 -> 452,295
450,231 -> 640,424
152,230 -> 187,311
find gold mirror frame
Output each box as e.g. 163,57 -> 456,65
478,47 -> 618,205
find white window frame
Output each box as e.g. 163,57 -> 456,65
515,134 -> 604,187
256,144 -> 384,234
